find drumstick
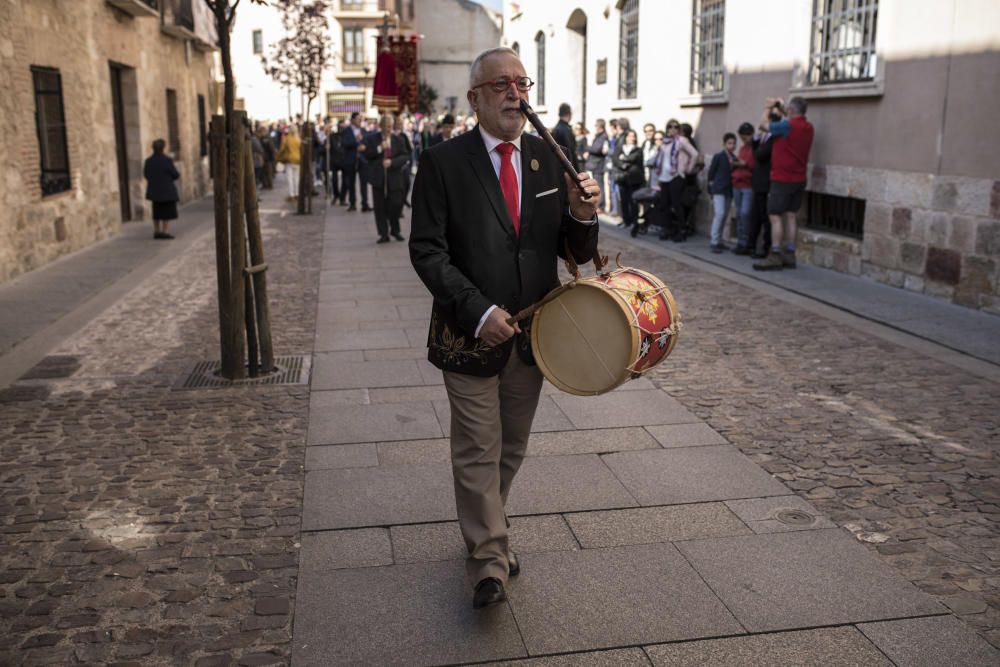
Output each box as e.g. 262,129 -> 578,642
519,99 -> 592,200
505,282 -> 576,325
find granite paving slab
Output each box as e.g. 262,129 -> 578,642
644,423 -> 729,448
317,303 -> 402,323
484,648 -> 652,666
676,529 -> 944,632
299,528 -> 392,572
857,615 -> 1000,667
306,388 -> 370,406
358,317 -> 430,331
724,495 -> 837,534
302,464 -> 455,530
602,446 -> 789,505
368,385 -> 448,403
304,443 -> 379,470
307,400 -> 443,445
391,515 -> 579,564
377,438 -> 451,465
506,543 -> 744,655
292,560 -> 527,666
314,327 -> 410,352
552,389 -> 699,429
644,626 -> 891,666
506,455 -> 638,516
311,356 -> 425,390
364,346 -> 428,361
434,395 -> 574,436
527,427 -> 662,457
565,503 -> 751,548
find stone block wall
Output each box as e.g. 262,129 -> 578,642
0,0 -> 217,285
799,164 -> 1000,314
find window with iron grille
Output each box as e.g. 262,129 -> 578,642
252,29 -> 263,55
535,32 -> 545,106
343,26 -> 365,67
197,94 -> 207,157
31,66 -> 71,196
805,191 -> 865,239
808,0 -> 878,85
690,0 -> 725,95
618,0 -> 639,99
166,88 -> 180,155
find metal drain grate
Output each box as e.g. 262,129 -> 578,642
175,355 -> 311,390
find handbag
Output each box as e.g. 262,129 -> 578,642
276,162 -> 286,173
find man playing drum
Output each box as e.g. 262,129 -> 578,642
409,47 -> 601,609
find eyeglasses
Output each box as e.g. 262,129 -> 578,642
666,124 -> 680,130
472,76 -> 535,93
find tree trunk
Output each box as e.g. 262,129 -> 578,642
211,115 -> 241,380
298,121 -> 312,215
243,130 -> 274,374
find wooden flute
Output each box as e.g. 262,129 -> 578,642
519,99 -> 592,200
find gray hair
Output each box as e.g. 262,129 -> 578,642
469,47 -> 520,89
787,96 -> 808,115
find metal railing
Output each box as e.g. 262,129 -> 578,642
807,0 -> 878,85
805,191 -> 866,239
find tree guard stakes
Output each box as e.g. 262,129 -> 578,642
210,112 -> 274,380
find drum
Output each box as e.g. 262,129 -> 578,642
530,267 -> 680,396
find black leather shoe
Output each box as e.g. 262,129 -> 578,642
473,578 -> 506,609
361,206 -> 373,212
376,236 -> 390,244
391,232 -> 405,241
508,553 -> 520,576
346,205 -> 357,211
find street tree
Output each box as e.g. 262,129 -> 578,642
263,0 -> 331,214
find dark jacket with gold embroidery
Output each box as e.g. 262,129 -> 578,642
409,125 -> 599,377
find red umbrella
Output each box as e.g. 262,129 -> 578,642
372,40 -> 399,113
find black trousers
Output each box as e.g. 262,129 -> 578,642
620,184 -> 639,227
372,186 -> 404,237
658,178 -> 686,238
358,163 -> 370,208
748,190 -> 772,252
341,165 -> 357,206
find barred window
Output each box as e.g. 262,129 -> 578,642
690,0 -> 725,95
618,0 -> 639,99
805,192 -> 866,239
32,66 -> 71,196
252,29 -> 263,55
343,26 -> 365,66
535,32 -> 545,107
166,88 -> 180,155
808,0 -> 878,85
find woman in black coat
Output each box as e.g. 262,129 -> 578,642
612,129 -> 646,236
143,139 -> 180,239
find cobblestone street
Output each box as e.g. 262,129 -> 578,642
0,188 -> 322,665
603,230 -> 1000,648
1,184 -> 999,664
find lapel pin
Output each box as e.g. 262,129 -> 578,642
530,159 -> 540,172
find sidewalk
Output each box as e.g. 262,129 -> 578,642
292,206 -> 1000,665
598,218 -> 1000,368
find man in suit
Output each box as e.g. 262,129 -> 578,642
409,47 -> 600,610
552,102 -> 577,171
364,114 -> 409,243
340,112 -> 369,211
585,118 -> 609,213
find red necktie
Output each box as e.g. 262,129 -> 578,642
495,142 -> 519,236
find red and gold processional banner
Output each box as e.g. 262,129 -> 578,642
375,36 -> 419,114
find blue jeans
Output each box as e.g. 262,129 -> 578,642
710,193 -> 731,246
733,187 -> 753,248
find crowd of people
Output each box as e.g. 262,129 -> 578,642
246,94 -> 813,268
551,97 -> 814,271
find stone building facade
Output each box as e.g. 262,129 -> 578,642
0,0 -> 218,285
502,0 -> 1000,312
414,0 -> 501,115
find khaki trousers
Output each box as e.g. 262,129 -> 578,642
442,350 -> 543,585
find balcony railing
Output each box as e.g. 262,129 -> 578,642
106,0 -> 158,18
161,0 -> 195,39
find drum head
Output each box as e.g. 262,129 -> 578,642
531,283 -> 635,395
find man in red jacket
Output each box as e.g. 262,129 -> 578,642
753,96 -> 814,271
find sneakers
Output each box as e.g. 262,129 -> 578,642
781,248 -> 797,268
753,252 -> 784,271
